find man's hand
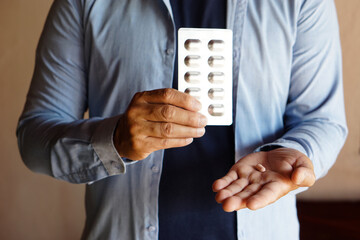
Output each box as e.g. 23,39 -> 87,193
212,148 -> 316,211
113,88 -> 207,160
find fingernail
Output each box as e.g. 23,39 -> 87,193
197,128 -> 205,136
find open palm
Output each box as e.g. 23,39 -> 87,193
212,148 -> 316,211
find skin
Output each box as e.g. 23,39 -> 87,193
113,88 -> 207,160
113,88 -> 316,211
212,148 -> 316,211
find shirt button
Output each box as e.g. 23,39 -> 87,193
166,48 -> 174,55
151,166 -> 160,173
148,225 -> 156,232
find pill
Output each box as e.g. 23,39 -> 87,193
185,87 -> 201,99
208,56 -> 225,68
208,88 -> 225,100
185,39 -> 202,51
208,40 -> 225,51
255,163 -> 266,173
208,104 -> 225,116
208,72 -> 225,84
184,71 -> 201,84
185,55 -> 201,67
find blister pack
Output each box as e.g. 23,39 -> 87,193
177,28 -> 233,126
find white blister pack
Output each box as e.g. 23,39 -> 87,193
177,28 -> 233,126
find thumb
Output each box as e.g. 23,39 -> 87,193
291,155 -> 316,187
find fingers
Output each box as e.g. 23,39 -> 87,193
141,121 -> 205,139
138,88 -> 202,112
146,137 -> 194,151
212,170 -> 238,192
212,149 -> 317,213
292,167 -> 316,187
217,181 -> 289,212
142,103 -> 207,128
246,182 -> 285,210
291,155 -> 316,187
221,183 -> 262,212
214,178 -> 249,203
115,89 -> 208,160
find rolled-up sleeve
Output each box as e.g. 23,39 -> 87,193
258,0 -> 348,180
16,0 -> 126,183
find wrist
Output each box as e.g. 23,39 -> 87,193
113,116 -> 125,156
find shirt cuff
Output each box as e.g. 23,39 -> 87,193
91,115 -> 130,176
254,139 -> 309,158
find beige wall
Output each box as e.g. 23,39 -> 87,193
0,1 -> 85,240
298,0 -> 360,200
0,0 -> 359,239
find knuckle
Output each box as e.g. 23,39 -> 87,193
126,108 -> 136,119
126,102 -> 142,119
160,105 -> 175,121
130,138 -> 142,151
223,176 -> 232,184
161,138 -> 170,148
133,92 -> 141,99
128,124 -> 138,136
233,180 -> 243,189
220,189 -> 232,197
161,88 -> 174,101
133,91 -> 144,102
160,123 -> 174,137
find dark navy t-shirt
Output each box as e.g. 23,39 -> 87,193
159,1 -> 237,239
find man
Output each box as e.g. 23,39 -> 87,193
17,0 -> 347,239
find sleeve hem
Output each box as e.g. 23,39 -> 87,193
91,115 -> 128,175
254,139 -> 309,158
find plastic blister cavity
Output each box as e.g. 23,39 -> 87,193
178,28 -> 233,125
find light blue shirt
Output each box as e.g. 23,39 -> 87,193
17,0 -> 347,239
